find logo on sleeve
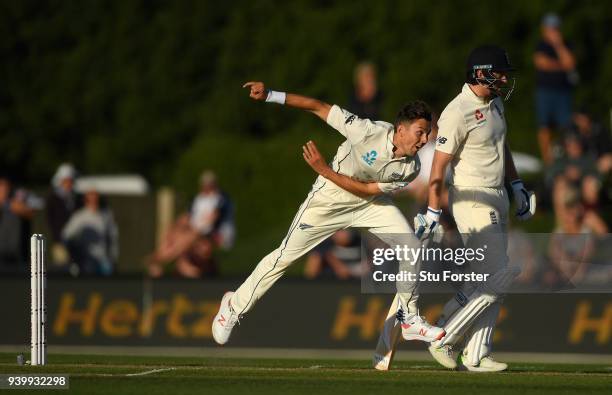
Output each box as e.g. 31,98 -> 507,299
436,136 -> 447,145
362,150 -> 377,166
298,223 -> 314,230
489,210 -> 498,225
345,114 -> 356,125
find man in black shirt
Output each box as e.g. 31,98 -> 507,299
533,13 -> 577,165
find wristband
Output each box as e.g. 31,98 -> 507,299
265,90 -> 286,105
426,207 -> 442,222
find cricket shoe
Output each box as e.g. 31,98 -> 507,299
428,343 -> 457,369
396,309 -> 445,342
457,354 -> 508,372
212,291 -> 241,345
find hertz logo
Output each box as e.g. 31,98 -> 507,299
52,293 -> 219,338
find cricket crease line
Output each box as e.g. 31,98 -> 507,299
125,367 -> 177,376
87,367 -> 178,377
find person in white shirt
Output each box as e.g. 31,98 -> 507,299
416,45 -> 536,372
62,189 -> 118,276
212,81 -> 445,347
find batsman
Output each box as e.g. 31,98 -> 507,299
374,45 -> 536,372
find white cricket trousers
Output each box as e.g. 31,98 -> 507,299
449,185 -> 509,365
231,179 -> 421,316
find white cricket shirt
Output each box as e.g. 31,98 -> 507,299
325,105 -> 421,194
435,84 -> 507,187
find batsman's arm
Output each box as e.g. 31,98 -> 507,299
243,81 -> 331,121
427,150 -> 453,210
504,144 -> 520,183
302,141 -> 383,198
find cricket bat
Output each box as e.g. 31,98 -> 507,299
372,294 -> 402,370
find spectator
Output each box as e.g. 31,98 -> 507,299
0,177 -> 38,272
174,237 -> 217,279
46,163 -> 80,265
534,13 -> 578,165
147,170 -> 233,278
571,108 -> 612,174
544,189 -> 605,287
549,132 -> 604,219
62,189 -> 118,276
304,230 -> 363,280
348,62 -> 383,120
196,171 -> 235,250
507,226 -> 539,285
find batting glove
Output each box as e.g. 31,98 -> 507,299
511,180 -> 536,221
414,207 -> 444,243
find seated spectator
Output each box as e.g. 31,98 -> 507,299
197,171 -> 235,250
549,131 -> 603,216
62,189 -> 118,276
46,163 -> 81,265
507,225 -> 539,285
0,177 -> 38,272
147,170 -> 233,278
544,189 -> 606,287
304,230 -> 363,280
174,237 -> 218,278
571,108 -> 612,174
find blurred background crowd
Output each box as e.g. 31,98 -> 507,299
1,2 -> 611,288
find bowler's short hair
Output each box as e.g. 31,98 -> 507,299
395,100 -> 432,128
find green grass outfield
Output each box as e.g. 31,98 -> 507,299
0,353 -> 610,395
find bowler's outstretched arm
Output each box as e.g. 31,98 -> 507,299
243,81 -> 331,121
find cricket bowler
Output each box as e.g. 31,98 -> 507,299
375,45 -> 536,372
212,81 -> 445,347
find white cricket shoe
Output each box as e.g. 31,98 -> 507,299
428,343 -> 457,369
212,291 -> 241,345
458,354 -> 508,372
396,309 -> 445,342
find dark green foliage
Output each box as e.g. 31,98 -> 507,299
1,1 -> 610,270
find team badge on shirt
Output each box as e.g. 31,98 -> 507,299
362,150 -> 377,166
475,109 -> 486,125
